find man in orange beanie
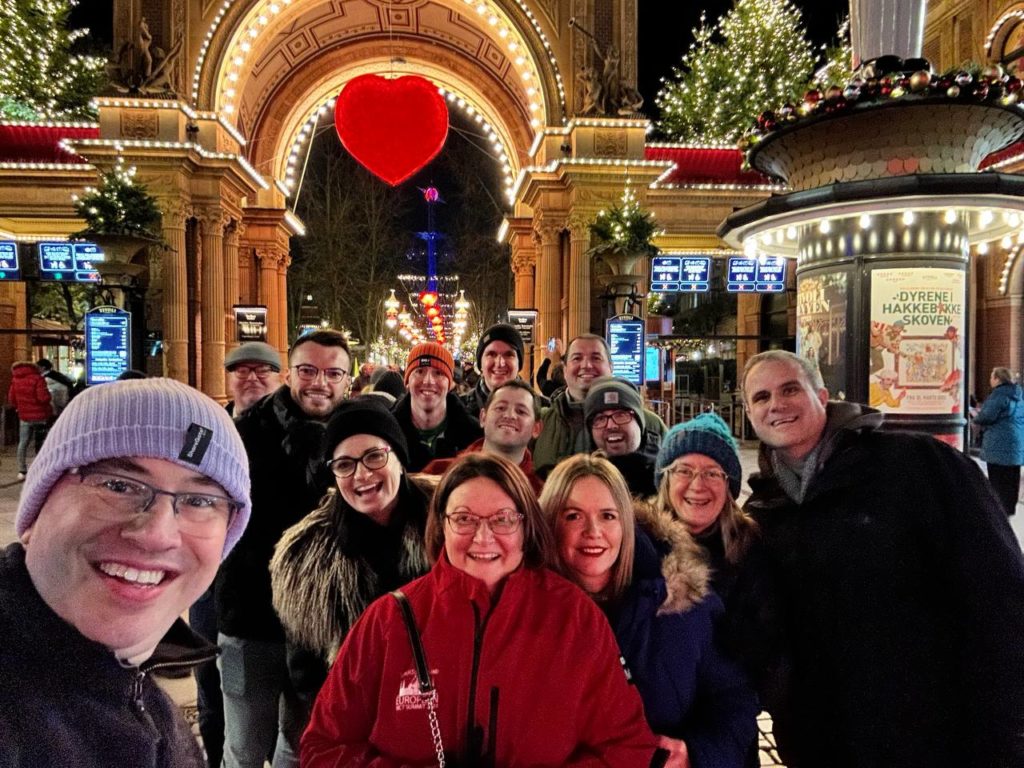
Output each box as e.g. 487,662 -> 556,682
391,342 -> 481,471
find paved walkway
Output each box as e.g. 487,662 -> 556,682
1,441 -> 1021,767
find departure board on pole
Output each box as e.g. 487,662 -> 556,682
85,306 -> 131,384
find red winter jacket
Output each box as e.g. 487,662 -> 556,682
302,553 -> 659,767
7,363 -> 52,422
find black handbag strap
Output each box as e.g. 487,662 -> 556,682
391,590 -> 434,693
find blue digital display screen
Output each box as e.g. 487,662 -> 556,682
606,315 -> 645,387
38,241 -> 102,283
85,307 -> 131,384
0,241 -> 21,280
727,257 -> 787,292
650,255 -> 711,292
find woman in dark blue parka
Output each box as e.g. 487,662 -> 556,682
540,453 -> 758,768
974,366 -> 1024,515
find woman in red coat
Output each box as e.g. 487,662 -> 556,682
7,361 -> 52,479
302,453 -> 680,767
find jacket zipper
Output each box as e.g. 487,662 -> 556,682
465,602 -> 492,764
131,669 -> 146,713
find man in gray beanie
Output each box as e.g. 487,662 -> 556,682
224,341 -> 282,418
0,377 -> 251,767
584,376 -> 656,497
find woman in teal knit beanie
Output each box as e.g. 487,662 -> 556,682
652,412 -> 758,600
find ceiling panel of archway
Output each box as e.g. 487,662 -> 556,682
235,0 -> 536,140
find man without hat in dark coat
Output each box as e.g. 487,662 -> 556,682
731,349 -> 1024,767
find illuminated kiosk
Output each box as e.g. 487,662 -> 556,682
719,69 -> 1024,446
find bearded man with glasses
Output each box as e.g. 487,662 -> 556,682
0,377 -> 251,767
584,377 -> 657,497
217,329 -> 351,768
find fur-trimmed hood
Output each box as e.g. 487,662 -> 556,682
633,502 -> 710,616
270,475 -> 432,664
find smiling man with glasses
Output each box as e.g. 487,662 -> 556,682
583,377 -> 657,497
218,329 -> 351,768
0,377 -> 251,767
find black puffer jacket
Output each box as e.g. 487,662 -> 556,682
217,387 -> 335,641
0,544 -> 213,767
731,402 -> 1024,768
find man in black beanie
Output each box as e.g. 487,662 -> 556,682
460,323 -> 526,416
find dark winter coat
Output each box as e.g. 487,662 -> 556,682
608,452 -> 657,498
269,475 -> 432,696
459,378 -> 490,418
217,387 -> 336,641
0,544 -> 213,767
974,382 -> 1024,466
6,362 -> 52,422
391,392 -> 482,472
732,401 -> 1024,768
610,508 -> 758,768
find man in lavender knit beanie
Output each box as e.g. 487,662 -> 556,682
1,377 -> 251,766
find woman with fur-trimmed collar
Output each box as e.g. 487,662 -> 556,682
270,398 -> 432,697
541,454 -> 758,768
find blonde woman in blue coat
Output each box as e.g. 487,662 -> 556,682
540,453 -> 758,768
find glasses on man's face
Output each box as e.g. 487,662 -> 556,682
231,364 -> 276,380
665,466 -> 729,486
445,511 -> 524,536
291,364 -> 349,384
326,446 -> 392,478
70,467 -> 238,539
592,410 -> 635,429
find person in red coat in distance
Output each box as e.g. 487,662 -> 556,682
301,453 -> 684,767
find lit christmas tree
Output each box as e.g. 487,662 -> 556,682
0,0 -> 107,120
588,186 -> 661,259
655,0 -> 814,143
72,159 -> 163,239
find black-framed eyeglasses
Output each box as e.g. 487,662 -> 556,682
665,466 -> 729,485
231,364 -> 276,380
592,410 -> 635,429
326,446 -> 392,478
70,467 -> 238,539
291,364 -> 350,384
445,511 -> 523,536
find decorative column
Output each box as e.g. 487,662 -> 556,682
223,221 -> 240,353
199,208 -> 227,401
533,219 -> 563,363
258,248 -> 282,351
160,202 -> 189,382
512,251 -> 536,310
567,218 -> 592,337
276,251 -> 291,351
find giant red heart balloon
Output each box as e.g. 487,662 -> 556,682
334,74 -> 449,186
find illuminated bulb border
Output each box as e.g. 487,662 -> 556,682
281,89 -> 516,208
91,98 -> 247,147
201,0 -> 564,126
985,9 -> 1024,53
60,138 -> 269,190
